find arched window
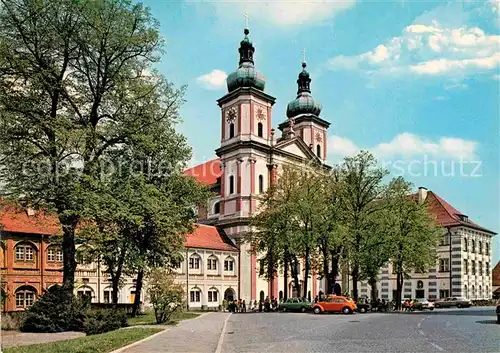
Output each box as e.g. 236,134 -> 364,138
213,202 -> 220,214
471,239 -> 475,253
190,287 -> 202,303
258,174 -> 264,194
103,288 -> 116,303
224,256 -> 235,272
47,246 -> 63,262
471,285 -> 475,299
463,237 -> 468,252
479,285 -> 482,297
189,254 -> 201,270
207,255 -> 218,271
208,287 -> 219,303
77,286 -> 93,302
15,285 -> 36,308
485,242 -> 489,255
229,123 -> 235,138
478,241 -> 482,254
279,290 -> 283,301
464,285 -> 468,299
229,175 -> 234,194
316,144 -> 321,158
257,122 -> 263,137
15,242 -> 36,262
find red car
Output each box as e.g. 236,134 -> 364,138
312,295 -> 357,314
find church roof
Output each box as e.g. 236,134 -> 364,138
424,191 -> 496,234
183,159 -> 222,186
492,261 -> 500,287
0,204 -> 235,252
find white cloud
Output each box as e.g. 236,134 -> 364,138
196,69 -> 227,90
209,0 -> 355,26
434,95 -> 449,100
328,15 -> 500,77
445,82 -> 468,90
328,133 -> 478,161
489,0 -> 499,14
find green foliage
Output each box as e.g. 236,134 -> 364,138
3,327 -> 162,353
20,285 -> 88,333
84,309 -> 128,335
146,268 -> 185,324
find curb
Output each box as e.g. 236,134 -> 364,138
215,313 -> 232,353
109,327 -> 170,353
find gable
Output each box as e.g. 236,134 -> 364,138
279,142 -> 308,158
275,136 -> 322,163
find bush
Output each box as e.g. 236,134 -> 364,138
84,309 -> 128,335
147,268 -> 185,324
20,285 -> 88,333
1,312 -> 24,330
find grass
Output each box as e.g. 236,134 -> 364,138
3,327 -> 162,353
128,310 -> 200,326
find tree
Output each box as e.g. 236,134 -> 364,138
338,151 -> 388,301
384,177 -> 441,310
147,268 -> 185,324
0,0 -> 172,293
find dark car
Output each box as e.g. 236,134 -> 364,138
496,303 -> 500,324
356,298 -> 371,313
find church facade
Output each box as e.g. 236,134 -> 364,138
185,26 -> 496,304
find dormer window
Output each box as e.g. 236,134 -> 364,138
457,214 -> 468,222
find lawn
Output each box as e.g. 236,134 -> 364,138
128,310 -> 200,326
4,328 -> 162,353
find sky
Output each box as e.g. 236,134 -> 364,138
141,0 -> 499,264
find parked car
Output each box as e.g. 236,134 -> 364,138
434,297 -> 472,308
412,298 -> 434,311
496,303 -> 500,324
312,295 -> 357,315
355,298 -> 371,313
279,298 -> 311,312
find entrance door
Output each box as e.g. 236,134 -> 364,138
129,291 -> 136,304
415,290 -> 425,298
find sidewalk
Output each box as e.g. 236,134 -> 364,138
114,312 -> 230,353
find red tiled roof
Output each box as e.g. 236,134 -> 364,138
425,191 -> 496,234
184,224 -> 237,252
0,205 -> 61,235
183,159 -> 222,186
492,261 -> 500,287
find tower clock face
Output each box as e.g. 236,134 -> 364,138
226,107 -> 237,123
315,131 -> 323,143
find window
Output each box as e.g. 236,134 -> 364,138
472,260 -> 476,275
439,289 -> 449,299
15,244 -> 35,262
486,262 -> 490,275
229,123 -> 235,138
189,255 -> 200,270
471,239 -> 475,253
485,242 -> 489,255
471,285 -> 475,298
316,144 -> 321,158
207,256 -> 217,271
47,247 -> 63,262
464,285 -> 468,299
463,259 -> 468,274
440,235 -> 450,246
463,238 -> 468,252
104,291 -> 111,303
439,258 -> 449,272
190,290 -> 201,302
478,241 -> 482,254
229,176 -> 234,194
208,289 -> 218,302
224,258 -> 234,272
15,286 -> 36,308
479,261 -> 483,276
213,202 -> 220,214
257,122 -> 263,137
77,288 -> 93,301
258,175 -> 264,194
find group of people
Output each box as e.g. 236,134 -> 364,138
223,296 -> 280,313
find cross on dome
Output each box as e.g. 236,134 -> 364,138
244,12 -> 250,29
302,48 -> 306,63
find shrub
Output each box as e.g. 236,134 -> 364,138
20,285 -> 88,333
147,268 -> 184,324
84,309 -> 128,335
1,312 -> 24,330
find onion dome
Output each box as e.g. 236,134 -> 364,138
286,61 -> 322,118
226,28 -> 266,93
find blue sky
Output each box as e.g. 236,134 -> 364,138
142,0 -> 499,264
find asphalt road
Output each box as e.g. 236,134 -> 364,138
220,307 -> 499,353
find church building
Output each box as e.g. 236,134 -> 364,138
185,25 -> 329,303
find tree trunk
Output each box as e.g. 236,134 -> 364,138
303,247 -> 310,299
351,264 -> 359,301
291,255 -> 300,298
131,268 -> 144,317
283,251 -> 289,300
369,276 -> 377,302
396,271 -> 403,311
60,215 -> 78,294
322,246 -> 330,295
330,251 -> 340,295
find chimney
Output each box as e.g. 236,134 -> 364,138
417,187 -> 428,204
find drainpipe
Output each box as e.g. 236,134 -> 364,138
40,235 -> 44,293
447,227 -> 453,297
97,256 -> 101,304
186,249 -> 189,311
